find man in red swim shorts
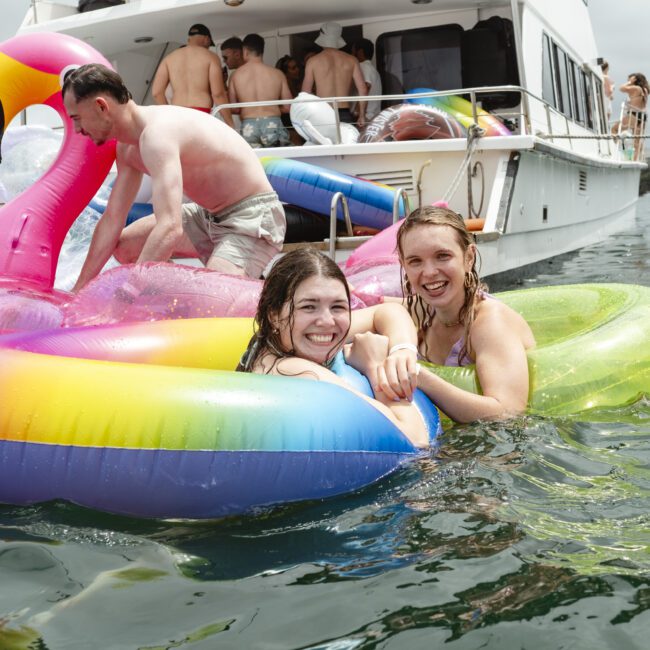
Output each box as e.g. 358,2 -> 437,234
151,23 -> 233,127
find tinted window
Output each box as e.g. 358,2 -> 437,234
553,44 -> 573,118
570,59 -> 586,124
376,24 -> 464,101
582,69 -> 595,130
542,34 -> 556,107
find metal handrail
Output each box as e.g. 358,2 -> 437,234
392,188 -> 411,224
328,192 -> 352,260
215,83 -> 608,147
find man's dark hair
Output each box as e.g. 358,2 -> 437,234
220,36 -> 243,52
353,38 -> 374,60
243,33 -> 265,56
62,63 -> 131,104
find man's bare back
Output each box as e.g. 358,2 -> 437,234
229,60 -> 291,119
152,45 -> 218,109
123,105 -> 271,213
303,49 -> 366,110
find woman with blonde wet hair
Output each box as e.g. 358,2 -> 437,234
353,206 -> 535,423
398,206 -> 535,422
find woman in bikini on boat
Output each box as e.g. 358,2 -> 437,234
616,73 -> 649,157
237,248 -> 430,448
353,206 -> 536,423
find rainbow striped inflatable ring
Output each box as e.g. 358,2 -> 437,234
0,318 -> 441,519
0,33 -> 115,290
407,88 -> 511,137
262,156 -> 405,230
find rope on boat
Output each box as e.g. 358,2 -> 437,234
441,124 -> 486,204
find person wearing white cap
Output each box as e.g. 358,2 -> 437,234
151,24 -> 233,128
302,22 -> 367,127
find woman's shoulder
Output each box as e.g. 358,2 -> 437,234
473,296 -> 534,345
253,354 -> 334,382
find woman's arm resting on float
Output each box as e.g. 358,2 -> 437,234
72,158 -> 143,292
349,303 -> 418,400
270,356 -> 429,448
418,314 -> 530,423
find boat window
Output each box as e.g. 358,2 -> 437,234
592,75 -> 608,134
570,59 -> 586,125
376,19 -> 520,112
582,69 -> 595,130
552,43 -> 573,119
542,34 -> 556,108
376,24 -> 464,103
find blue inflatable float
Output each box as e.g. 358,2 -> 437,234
262,156 -> 405,230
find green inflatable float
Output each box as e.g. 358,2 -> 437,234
427,283 -> 650,415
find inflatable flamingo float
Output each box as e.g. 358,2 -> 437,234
0,33 -> 116,330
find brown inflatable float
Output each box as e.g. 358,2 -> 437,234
359,104 -> 466,143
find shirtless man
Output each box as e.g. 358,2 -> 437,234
302,22 -> 367,127
228,33 -> 292,148
220,36 -> 244,72
151,24 -> 233,127
63,64 -> 285,290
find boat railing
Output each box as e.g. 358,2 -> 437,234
216,85 -> 618,158
612,102 -> 647,161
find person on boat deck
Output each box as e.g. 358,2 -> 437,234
150,24 -> 233,127
63,64 -> 286,291
276,55 -> 305,145
301,22 -> 368,128
600,60 -> 614,122
351,38 -> 382,122
220,36 -> 244,73
614,73 -> 649,157
349,207 -> 536,423
228,34 -> 292,148
237,248 -> 430,449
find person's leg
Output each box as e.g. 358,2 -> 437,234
115,212 -> 200,263
206,193 -> 286,278
114,214 -> 155,264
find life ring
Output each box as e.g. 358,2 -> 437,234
358,104 -> 466,143
262,156 -> 406,230
407,88 -> 511,137
0,317 -> 440,519
0,33 -> 116,290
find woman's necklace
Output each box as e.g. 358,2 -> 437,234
434,311 -> 461,328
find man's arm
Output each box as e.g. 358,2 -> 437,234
210,55 -> 234,127
136,129 -> 185,262
351,61 -> 368,127
279,71 -> 293,113
73,154 -> 143,291
226,69 -> 241,115
151,59 -> 170,105
301,60 -> 315,94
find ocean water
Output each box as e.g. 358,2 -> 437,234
0,198 -> 649,649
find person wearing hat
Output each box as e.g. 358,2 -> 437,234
302,22 -> 367,127
152,23 -> 233,127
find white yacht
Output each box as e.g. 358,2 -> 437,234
17,0 -> 646,280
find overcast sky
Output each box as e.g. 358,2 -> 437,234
1,0 -> 649,121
